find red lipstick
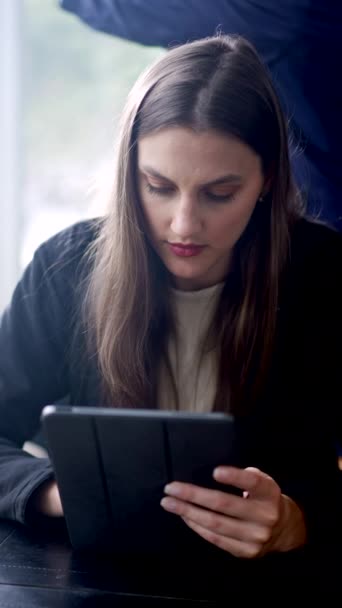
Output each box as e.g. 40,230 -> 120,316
168,243 -> 206,257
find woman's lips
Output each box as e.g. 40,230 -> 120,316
167,243 -> 206,257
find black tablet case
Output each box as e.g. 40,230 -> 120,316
42,407 -> 240,556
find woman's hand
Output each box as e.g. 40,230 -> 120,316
31,479 -> 64,517
161,466 -> 307,558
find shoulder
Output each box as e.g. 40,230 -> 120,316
36,217 -> 101,265
28,217 -> 102,286
5,218 -> 102,320
282,218 -> 342,310
288,217 -> 342,275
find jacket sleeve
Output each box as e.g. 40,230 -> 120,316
59,0 -> 297,62
0,225 -> 85,524
280,223 -> 342,556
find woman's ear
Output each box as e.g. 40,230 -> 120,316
258,177 -> 273,202
258,178 -> 272,202
261,165 -> 275,197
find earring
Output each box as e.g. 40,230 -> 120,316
258,194 -> 264,202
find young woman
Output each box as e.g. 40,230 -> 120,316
0,34 -> 341,579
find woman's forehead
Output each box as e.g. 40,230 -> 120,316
137,127 -> 262,183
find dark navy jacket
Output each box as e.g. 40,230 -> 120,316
0,217 -> 341,580
60,0 -> 342,228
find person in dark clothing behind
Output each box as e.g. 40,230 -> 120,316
0,34 -> 341,594
60,0 -> 342,230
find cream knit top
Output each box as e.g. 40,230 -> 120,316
158,283 -> 224,412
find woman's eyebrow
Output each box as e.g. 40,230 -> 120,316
204,174 -> 243,187
139,166 -> 174,182
140,166 -> 243,186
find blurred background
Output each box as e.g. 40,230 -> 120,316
0,0 -> 163,312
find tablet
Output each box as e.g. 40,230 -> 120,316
41,405 -> 241,555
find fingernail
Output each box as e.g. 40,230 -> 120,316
161,498 -> 177,511
164,483 -> 181,496
213,467 -> 229,479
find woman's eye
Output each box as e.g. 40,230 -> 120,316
205,191 -> 236,203
145,183 -> 173,196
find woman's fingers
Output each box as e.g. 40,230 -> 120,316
163,482 -> 249,518
182,517 -> 266,559
214,466 -> 280,502
161,469 -> 305,557
163,474 -> 280,525
161,495 -> 272,545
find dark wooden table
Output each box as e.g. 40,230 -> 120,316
0,519 -> 338,606
0,518 -> 242,607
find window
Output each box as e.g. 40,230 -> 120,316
0,0 -> 22,312
22,0 -> 164,268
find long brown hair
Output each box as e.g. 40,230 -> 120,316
84,35 -> 303,414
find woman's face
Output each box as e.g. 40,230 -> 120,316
138,127 -> 265,291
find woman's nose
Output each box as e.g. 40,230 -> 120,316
170,198 -> 202,238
